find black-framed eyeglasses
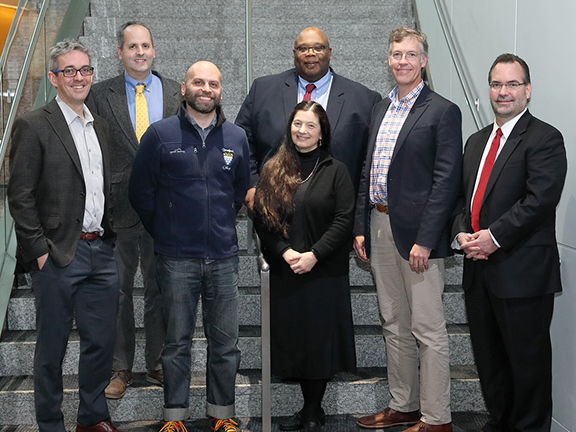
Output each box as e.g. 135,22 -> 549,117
489,82 -> 526,90
51,66 -> 94,77
295,45 -> 329,54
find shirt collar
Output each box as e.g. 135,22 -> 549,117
298,69 -> 333,92
493,108 -> 528,139
124,70 -> 154,90
388,80 -> 425,107
55,95 -> 94,125
185,109 -> 218,130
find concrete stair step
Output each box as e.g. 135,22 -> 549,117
5,284 -> 465,331
0,324 -> 473,377
0,412 -> 492,431
0,366 -> 485,425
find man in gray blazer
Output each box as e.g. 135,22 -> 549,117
8,40 -> 121,432
86,21 -> 182,399
236,27 -> 381,211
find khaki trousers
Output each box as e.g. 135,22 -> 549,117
370,209 -> 451,424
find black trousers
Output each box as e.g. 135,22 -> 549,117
465,268 -> 554,432
31,239 -> 119,432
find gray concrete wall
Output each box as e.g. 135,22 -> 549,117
414,1 -> 576,431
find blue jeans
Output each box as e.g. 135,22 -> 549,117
157,255 -> 240,421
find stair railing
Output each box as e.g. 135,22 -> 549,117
0,0 -> 92,335
255,233 -> 271,432
412,0 -> 487,130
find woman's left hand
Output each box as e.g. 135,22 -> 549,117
290,251 -> 318,274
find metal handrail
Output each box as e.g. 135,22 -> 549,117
0,0 -> 51,165
412,0 -> 486,130
255,234 -> 271,432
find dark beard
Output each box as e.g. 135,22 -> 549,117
185,91 -> 220,114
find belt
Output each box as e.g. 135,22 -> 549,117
375,203 -> 389,214
80,231 -> 99,241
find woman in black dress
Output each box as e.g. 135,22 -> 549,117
254,101 -> 356,432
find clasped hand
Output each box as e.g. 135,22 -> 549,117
458,229 -> 498,260
282,248 -> 318,275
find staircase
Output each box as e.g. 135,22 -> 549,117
0,0 -> 485,427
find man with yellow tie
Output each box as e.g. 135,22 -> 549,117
87,21 -> 182,399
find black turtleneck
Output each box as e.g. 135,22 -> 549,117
297,147 -> 320,181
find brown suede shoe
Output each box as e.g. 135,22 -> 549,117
104,370 -> 133,399
401,421 -> 452,432
357,408 -> 421,429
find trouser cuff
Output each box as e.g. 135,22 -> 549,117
206,401 -> 235,419
164,407 -> 189,422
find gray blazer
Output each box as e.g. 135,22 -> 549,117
87,71 -> 182,228
7,99 -> 115,268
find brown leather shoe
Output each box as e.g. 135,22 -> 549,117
146,368 -> 164,386
402,421 -> 452,432
357,408 -> 421,429
77,420 -> 124,432
104,370 -> 133,399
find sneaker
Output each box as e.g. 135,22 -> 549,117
104,370 -> 133,399
146,368 -> 164,386
159,421 -> 187,432
210,417 -> 239,432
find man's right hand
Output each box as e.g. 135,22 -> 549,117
37,253 -> 49,270
354,236 -> 370,263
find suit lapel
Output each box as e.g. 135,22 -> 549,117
482,111 -> 531,204
159,71 -> 181,118
108,75 -> 139,150
282,72 -> 299,123
44,100 -> 83,177
465,127 -> 492,203
325,73 -> 344,132
391,86 -> 431,162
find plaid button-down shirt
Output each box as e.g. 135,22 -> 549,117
369,81 -> 424,205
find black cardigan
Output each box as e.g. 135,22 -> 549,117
255,149 -> 355,278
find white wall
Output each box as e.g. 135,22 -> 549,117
414,1 -> 576,431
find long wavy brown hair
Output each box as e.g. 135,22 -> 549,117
254,100 -> 331,237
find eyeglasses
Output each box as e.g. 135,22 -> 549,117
390,51 -> 421,61
295,45 -> 329,55
489,82 -> 526,90
51,66 -> 94,77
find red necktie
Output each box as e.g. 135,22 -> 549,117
303,84 -> 316,101
471,128 -> 503,232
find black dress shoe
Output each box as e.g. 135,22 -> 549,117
279,409 -> 326,431
304,420 -> 322,432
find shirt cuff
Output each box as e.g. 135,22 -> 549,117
488,228 -> 501,248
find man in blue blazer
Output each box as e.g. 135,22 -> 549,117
86,21 -> 182,399
453,54 -> 566,432
235,27 -> 381,209
354,28 -> 462,432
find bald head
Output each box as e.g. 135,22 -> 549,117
293,27 -> 332,83
184,61 -> 222,84
181,61 -> 223,118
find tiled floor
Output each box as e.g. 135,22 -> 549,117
0,412 -> 489,432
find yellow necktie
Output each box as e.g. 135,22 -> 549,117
135,84 -> 149,142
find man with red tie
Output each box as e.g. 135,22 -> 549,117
235,27 -> 381,210
452,54 -> 567,432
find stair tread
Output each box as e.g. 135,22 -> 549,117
0,365 -> 478,392
0,323 -> 470,344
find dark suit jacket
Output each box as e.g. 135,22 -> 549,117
355,84 -> 463,261
7,99 -> 115,268
86,71 -> 182,228
235,68 -> 382,190
452,110 -> 567,298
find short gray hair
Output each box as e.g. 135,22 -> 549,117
388,27 -> 428,58
49,39 -> 91,72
